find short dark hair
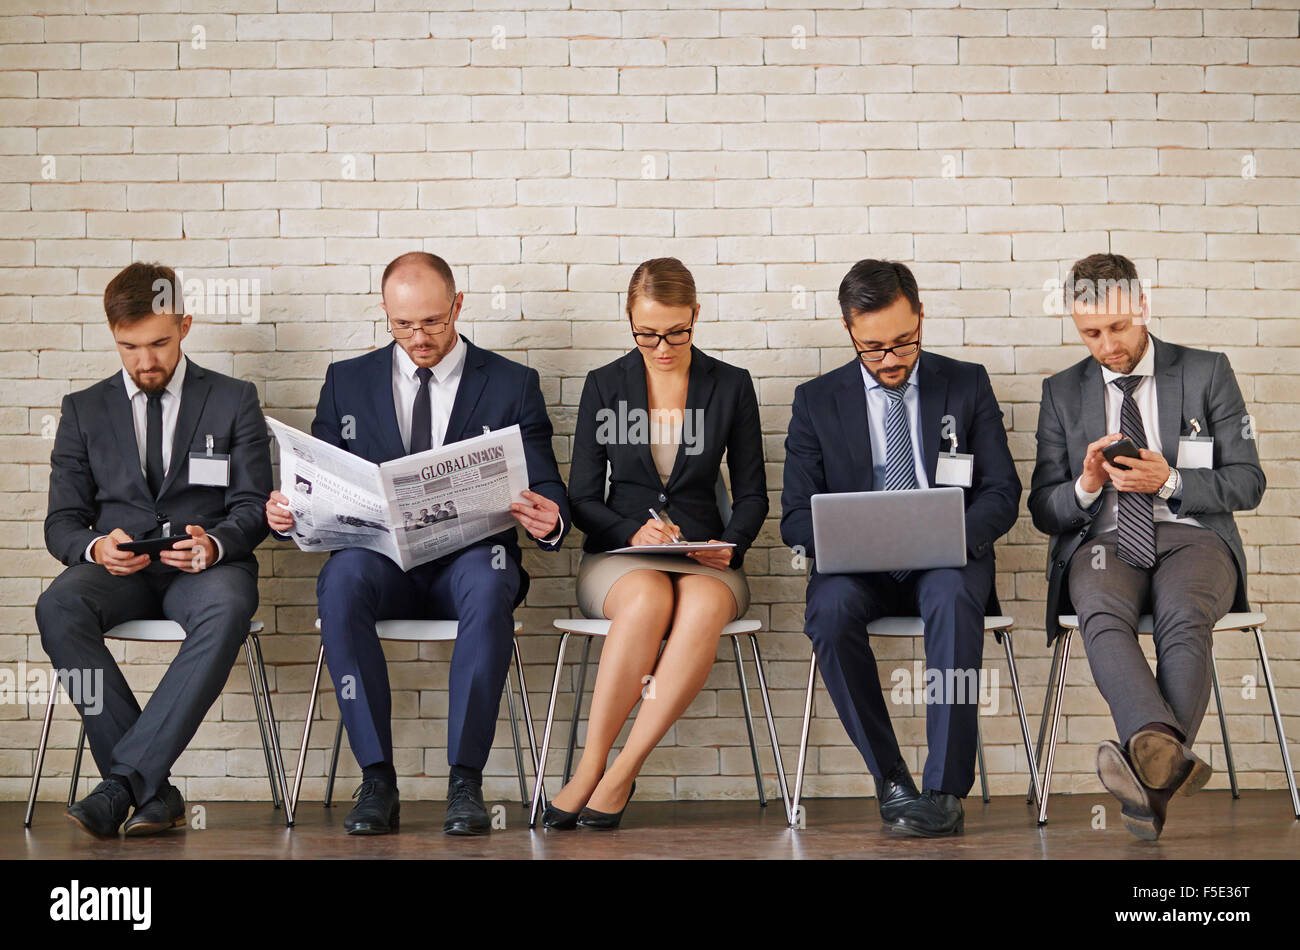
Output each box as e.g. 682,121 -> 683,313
381,251 -> 456,300
103,261 -> 184,328
838,260 -> 921,321
1065,253 -> 1141,308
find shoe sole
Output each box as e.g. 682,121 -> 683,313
1129,731 -> 1212,795
882,817 -> 964,838
123,815 -> 186,837
65,810 -> 119,839
443,823 -> 489,836
346,810 -> 399,835
1096,741 -> 1162,841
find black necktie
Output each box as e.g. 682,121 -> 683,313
145,391 -> 165,498
1112,375 -> 1156,569
410,367 -> 433,455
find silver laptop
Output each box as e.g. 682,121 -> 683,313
811,487 -> 967,575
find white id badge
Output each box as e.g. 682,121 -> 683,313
1176,436 -> 1213,470
189,452 -> 231,487
935,452 -> 974,488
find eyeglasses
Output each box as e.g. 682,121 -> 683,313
632,326 -> 693,348
389,313 -> 454,339
851,324 -> 922,364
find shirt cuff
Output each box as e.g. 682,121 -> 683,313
540,512 -> 564,546
208,533 -> 224,565
1074,476 -> 1103,511
85,535 -> 105,564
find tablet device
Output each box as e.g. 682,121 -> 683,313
811,487 -> 966,575
116,536 -> 187,558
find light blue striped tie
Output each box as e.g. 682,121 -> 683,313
883,383 -> 918,581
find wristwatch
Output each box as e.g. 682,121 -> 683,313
1156,467 -> 1180,500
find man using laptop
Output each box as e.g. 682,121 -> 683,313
781,260 -> 1020,837
1029,253 -> 1265,840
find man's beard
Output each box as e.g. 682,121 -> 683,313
1099,328 -> 1149,376
868,360 -> 917,391
131,365 -> 175,394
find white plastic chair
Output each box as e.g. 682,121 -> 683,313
25,619 -> 288,828
789,615 -> 1040,828
290,619 -> 540,820
1034,612 -> 1298,824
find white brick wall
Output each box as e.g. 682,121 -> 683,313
2,2 -> 1297,806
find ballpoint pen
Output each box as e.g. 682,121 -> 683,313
648,507 -> 685,543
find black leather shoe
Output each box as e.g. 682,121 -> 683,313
1129,729 -> 1211,796
1097,740 -> 1164,841
343,778 -> 399,835
577,781 -> 635,831
443,774 -> 490,836
885,789 -> 965,838
542,800 -> 581,830
123,782 -> 186,837
876,760 -> 921,824
66,778 -> 133,838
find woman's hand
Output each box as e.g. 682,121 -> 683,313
266,490 -> 295,533
686,540 -> 733,571
629,518 -> 680,546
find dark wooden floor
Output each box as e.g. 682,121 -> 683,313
6,791 -> 1298,859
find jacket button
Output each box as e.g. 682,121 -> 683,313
1056,559 -> 1065,568
658,493 -> 666,503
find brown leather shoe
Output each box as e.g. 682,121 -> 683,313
1097,740 -> 1165,841
1129,729 -> 1212,795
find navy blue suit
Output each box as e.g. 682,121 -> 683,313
311,337 -> 570,774
781,352 -> 1020,796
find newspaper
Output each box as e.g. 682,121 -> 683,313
265,417 -> 530,570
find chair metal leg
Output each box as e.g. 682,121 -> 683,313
731,636 -> 766,807
1252,626 -> 1300,818
68,719 -> 86,808
1029,634 -> 1063,804
750,635 -> 791,819
562,635 -> 592,785
290,643 -> 326,817
504,664 -> 528,806
245,638 -> 281,810
976,722 -> 990,804
249,633 -> 292,826
324,718 -> 343,808
789,653 -> 817,828
24,672 -> 60,828
1036,629 -> 1073,826
529,632 -> 570,828
513,639 -> 543,792
1209,650 -> 1238,799
1002,630 -> 1042,807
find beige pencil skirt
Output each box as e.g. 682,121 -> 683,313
575,551 -> 750,622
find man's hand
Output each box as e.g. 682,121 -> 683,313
159,524 -> 217,573
91,528 -> 151,576
686,541 -> 733,571
629,517 -> 680,546
266,490 -> 295,533
1103,448 -> 1170,494
510,489 -> 560,540
1080,432 -> 1123,495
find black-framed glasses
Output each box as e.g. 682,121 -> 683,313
389,313 -> 454,339
632,326 -> 693,348
851,324 -> 922,364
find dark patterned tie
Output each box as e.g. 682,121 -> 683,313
882,383 -> 918,581
410,366 -> 433,455
1112,375 -> 1156,569
145,391 -> 165,498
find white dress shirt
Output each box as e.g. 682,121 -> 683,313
1074,336 -> 1201,534
860,356 -> 929,490
85,355 -> 225,564
391,336 -> 562,544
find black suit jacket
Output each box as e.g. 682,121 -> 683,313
569,346 -> 768,569
781,351 -> 1022,613
310,338 -> 571,583
45,359 -> 272,577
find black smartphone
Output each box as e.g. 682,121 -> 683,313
116,536 -> 186,558
1102,438 -> 1142,465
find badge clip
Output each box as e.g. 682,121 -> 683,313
205,434 -> 214,457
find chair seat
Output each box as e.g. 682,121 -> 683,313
312,618 -> 523,640
1057,612 -> 1267,634
552,617 -> 762,638
104,619 -> 264,642
866,615 -> 1014,638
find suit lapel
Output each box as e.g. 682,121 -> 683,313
104,372 -> 151,500
1079,359 -> 1108,447
834,361 -> 873,492
158,361 -> 212,498
443,335 -> 488,446
370,342 -> 407,460
665,346 -> 715,490
917,356 -> 948,487
1152,336 -> 1182,466
622,349 -> 663,486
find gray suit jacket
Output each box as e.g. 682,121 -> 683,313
45,358 -> 272,577
1028,336 -> 1265,644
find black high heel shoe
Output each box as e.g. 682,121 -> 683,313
541,800 -> 581,830
577,781 -> 636,831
